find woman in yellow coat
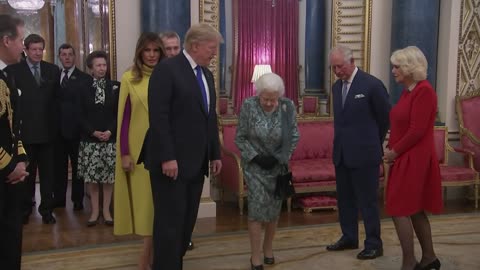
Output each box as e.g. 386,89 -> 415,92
114,32 -> 165,270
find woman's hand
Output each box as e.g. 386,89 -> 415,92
121,155 -> 134,172
383,148 -> 398,163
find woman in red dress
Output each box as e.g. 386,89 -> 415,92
384,46 -> 442,270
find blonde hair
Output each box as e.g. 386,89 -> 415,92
390,46 -> 428,82
183,23 -> 223,51
254,73 -> 285,96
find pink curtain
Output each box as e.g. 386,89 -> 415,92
232,0 -> 299,113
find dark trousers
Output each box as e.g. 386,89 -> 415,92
0,180 -> 25,270
150,171 -> 204,270
23,143 -> 55,217
335,162 -> 382,250
53,137 -> 83,204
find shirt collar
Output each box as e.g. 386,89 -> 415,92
0,59 -> 7,71
345,66 -> 358,84
62,66 -> 75,74
183,49 -> 199,70
26,58 -> 40,69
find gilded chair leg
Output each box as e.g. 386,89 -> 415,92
287,198 -> 292,212
239,197 -> 244,215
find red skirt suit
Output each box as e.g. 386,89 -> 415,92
386,80 -> 443,216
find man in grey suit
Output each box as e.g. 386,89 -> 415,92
8,34 -> 60,225
145,23 -> 223,270
326,45 -> 390,260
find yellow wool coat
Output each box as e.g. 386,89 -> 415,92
114,66 -> 153,236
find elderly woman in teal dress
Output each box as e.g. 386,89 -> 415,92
235,72 -> 300,270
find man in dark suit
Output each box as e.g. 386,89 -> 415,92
0,14 -> 29,270
327,45 -> 390,260
145,23 -> 223,270
53,43 -> 90,211
8,34 -> 60,224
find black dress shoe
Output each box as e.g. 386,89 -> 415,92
263,256 -> 275,265
356,247 -> 383,260
187,241 -> 194,250
87,217 -> 99,227
420,258 -> 441,270
73,202 -> 84,211
250,259 -> 264,270
104,219 -> 114,226
326,239 -> 359,251
42,213 -> 56,224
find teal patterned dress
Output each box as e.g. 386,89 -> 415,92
235,96 -> 300,222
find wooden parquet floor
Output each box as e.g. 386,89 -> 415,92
23,214 -> 480,269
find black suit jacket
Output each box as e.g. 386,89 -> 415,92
143,53 -> 221,179
7,60 -> 60,144
77,78 -> 119,143
58,67 -> 91,140
332,69 -> 390,168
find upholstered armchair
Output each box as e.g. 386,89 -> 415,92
434,126 -> 478,208
218,120 -> 247,215
299,96 -> 319,116
456,94 -> 480,172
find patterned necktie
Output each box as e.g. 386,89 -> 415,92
32,64 -> 41,85
61,69 -> 69,88
195,65 -> 208,113
341,80 -> 348,107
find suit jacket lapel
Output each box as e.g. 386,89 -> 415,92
180,54 -> 207,116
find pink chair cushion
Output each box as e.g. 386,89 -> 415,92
433,129 -> 446,164
291,121 -> 334,161
460,96 -> 480,137
222,124 -> 240,156
460,136 -> 480,171
297,195 -> 337,208
219,98 -> 228,115
440,165 -> 477,182
303,97 -> 318,113
290,159 -> 335,183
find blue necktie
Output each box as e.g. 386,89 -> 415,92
195,65 -> 208,113
341,80 -> 348,107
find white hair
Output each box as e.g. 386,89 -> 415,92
390,46 -> 428,82
329,45 -> 354,63
254,72 -> 285,96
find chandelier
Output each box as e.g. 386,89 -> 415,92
7,0 -> 45,14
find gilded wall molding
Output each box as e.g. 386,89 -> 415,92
331,0 -> 372,72
199,0 -> 220,93
109,0 -> 117,80
456,0 -> 480,97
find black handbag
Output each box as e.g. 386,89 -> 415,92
274,165 -> 295,200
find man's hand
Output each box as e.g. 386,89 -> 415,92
121,155 -> 134,172
210,160 -> 222,176
6,162 -> 29,184
162,160 -> 178,180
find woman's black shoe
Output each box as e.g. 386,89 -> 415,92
421,258 -> 441,270
264,256 -> 275,265
250,258 -> 264,270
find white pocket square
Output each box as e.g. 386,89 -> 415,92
354,94 -> 365,99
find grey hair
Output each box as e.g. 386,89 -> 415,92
390,46 -> 428,82
184,23 -> 224,51
254,72 -> 285,96
159,31 -> 180,42
329,45 -> 354,63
